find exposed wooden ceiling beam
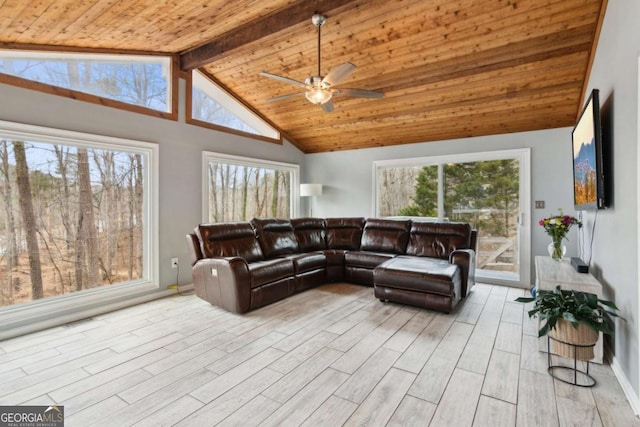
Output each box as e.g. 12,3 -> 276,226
179,0 -> 359,71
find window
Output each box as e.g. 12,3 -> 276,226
0,120 -> 158,310
190,71 -> 280,141
0,50 -> 174,116
375,149 -> 531,286
203,152 -> 298,222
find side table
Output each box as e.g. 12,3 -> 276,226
534,256 -> 603,364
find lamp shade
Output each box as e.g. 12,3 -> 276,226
300,183 -> 323,197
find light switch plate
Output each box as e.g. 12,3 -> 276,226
535,200 -> 545,209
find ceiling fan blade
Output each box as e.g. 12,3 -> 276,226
259,72 -> 307,89
321,100 -> 335,113
338,88 -> 384,99
323,62 -> 356,86
266,92 -> 305,102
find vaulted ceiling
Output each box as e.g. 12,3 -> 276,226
0,0 -> 607,153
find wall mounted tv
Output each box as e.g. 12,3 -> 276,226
572,88 -> 608,210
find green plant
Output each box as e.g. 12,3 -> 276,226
515,286 -> 623,337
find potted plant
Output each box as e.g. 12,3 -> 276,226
516,286 -> 623,360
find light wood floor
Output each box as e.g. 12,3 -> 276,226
0,283 -> 638,427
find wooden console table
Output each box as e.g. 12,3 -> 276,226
535,256 -> 603,364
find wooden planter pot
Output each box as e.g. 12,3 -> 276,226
549,319 -> 598,361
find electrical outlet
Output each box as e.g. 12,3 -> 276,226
170,257 -> 179,269
535,200 -> 545,209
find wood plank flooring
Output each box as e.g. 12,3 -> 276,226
0,283 -> 638,427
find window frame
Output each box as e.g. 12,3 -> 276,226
0,49 -> 178,120
373,148 -> 531,287
202,151 -> 300,222
187,70 -> 282,144
0,119 -> 159,332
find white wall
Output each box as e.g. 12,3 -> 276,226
581,0 -> 640,408
304,127 -> 579,284
0,79 -> 305,290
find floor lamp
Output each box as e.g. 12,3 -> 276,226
300,183 -> 323,217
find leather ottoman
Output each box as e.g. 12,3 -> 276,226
373,255 -> 462,313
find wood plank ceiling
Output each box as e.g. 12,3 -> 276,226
0,0 -> 606,153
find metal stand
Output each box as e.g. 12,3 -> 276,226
547,335 -> 596,387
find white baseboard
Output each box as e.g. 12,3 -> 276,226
177,283 -> 195,293
607,347 -> 640,416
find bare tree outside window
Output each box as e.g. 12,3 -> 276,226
207,163 -> 292,222
0,140 -> 147,307
0,53 -> 170,112
191,71 -> 279,140
192,88 -> 259,135
12,141 -> 43,300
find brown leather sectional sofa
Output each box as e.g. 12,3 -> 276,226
186,217 -> 476,314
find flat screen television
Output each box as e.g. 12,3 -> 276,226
572,88 -> 607,210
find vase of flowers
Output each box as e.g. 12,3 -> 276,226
539,211 -> 582,260
547,240 -> 566,260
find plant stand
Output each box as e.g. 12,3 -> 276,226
547,335 -> 596,387
535,256 -> 603,364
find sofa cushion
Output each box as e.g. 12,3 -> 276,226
248,258 -> 295,288
251,218 -> 299,258
360,218 -> 411,254
326,217 -> 365,250
281,252 -> 326,274
195,223 -> 264,263
291,218 -> 327,252
345,251 -> 396,269
405,221 -> 472,259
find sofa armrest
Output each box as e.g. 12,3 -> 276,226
450,249 -> 476,297
191,257 -> 251,313
186,233 -> 203,265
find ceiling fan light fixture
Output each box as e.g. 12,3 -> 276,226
304,75 -> 332,104
305,88 -> 333,105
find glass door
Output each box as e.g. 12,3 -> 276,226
443,159 -> 522,283
375,148 -> 530,287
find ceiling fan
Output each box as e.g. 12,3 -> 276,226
259,13 -> 383,113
